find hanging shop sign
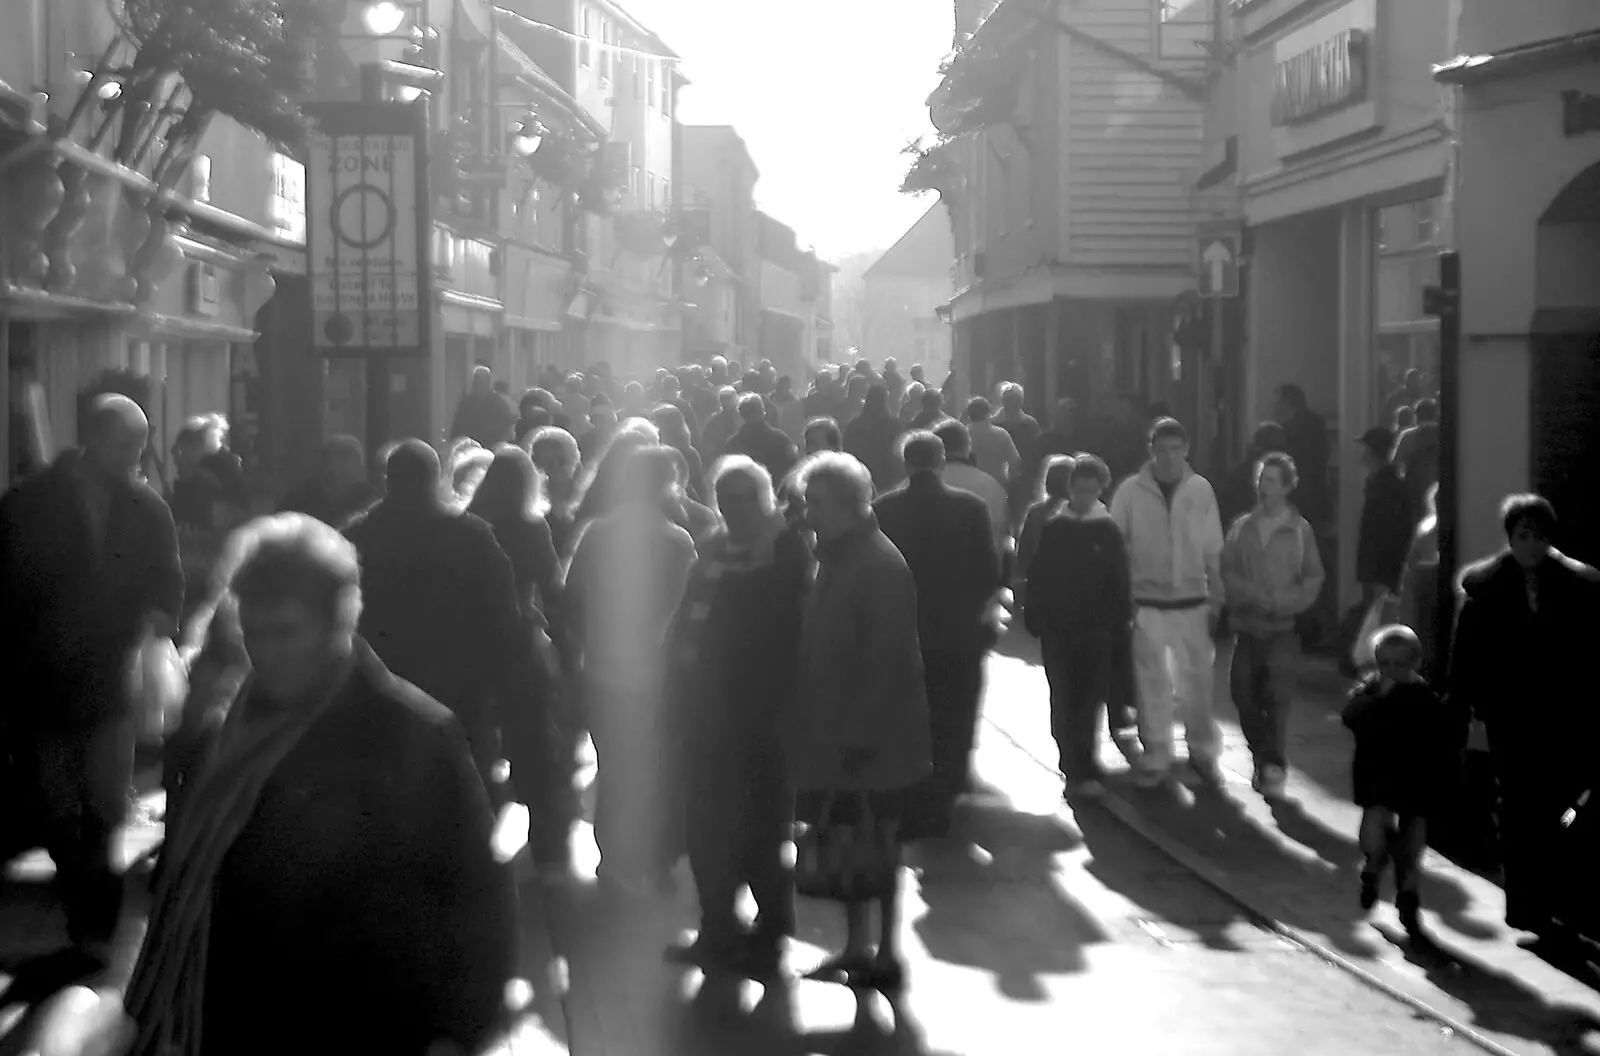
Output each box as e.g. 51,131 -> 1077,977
1271,26 -> 1370,126
305,100 -> 433,356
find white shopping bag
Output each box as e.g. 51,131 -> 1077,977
128,631 -> 188,745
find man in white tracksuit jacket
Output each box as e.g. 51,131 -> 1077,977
1109,417 -> 1226,787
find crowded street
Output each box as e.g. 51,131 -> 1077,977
7,0 -> 1600,1053
7,632 -> 1600,1055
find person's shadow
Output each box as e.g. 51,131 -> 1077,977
909,796 -> 1104,1001
1071,794 -> 1253,953
1381,926 -> 1600,1055
1267,798 -> 1498,944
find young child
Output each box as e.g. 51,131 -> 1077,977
1341,624 -> 1467,939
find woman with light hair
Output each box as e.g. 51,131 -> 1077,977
572,417 -> 660,526
565,445 -> 698,896
123,513 -> 516,1055
665,453 -> 813,977
529,425 -> 583,559
789,451 -> 930,992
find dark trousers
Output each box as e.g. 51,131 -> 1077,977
500,644 -> 568,866
17,716 -> 135,949
685,736 -> 793,950
1107,631 -> 1138,732
1359,807 -> 1426,893
1491,738 -> 1577,932
1230,630 -> 1297,772
1040,630 -> 1114,781
906,650 -> 986,839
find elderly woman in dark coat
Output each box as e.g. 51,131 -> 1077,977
666,454 -> 812,978
123,514 -> 517,1056
1451,494 -> 1600,948
789,451 -> 931,993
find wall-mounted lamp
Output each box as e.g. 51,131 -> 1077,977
362,1 -> 408,35
510,115 -> 544,157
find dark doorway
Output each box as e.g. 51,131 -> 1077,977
1529,310 -> 1600,567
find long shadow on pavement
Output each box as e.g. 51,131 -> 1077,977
1069,796 -> 1256,953
910,794 -> 1105,1001
1379,925 -> 1600,1055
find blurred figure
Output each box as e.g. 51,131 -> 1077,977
899,382 -> 925,427
994,383 -> 1042,471
565,446 -> 697,895
345,441 -> 524,804
450,365 -> 517,448
875,432 -> 999,840
579,394 -> 619,464
791,452 -> 930,991
168,414 -> 250,620
1035,398 -> 1083,464
1013,454 -> 1075,609
530,427 -> 583,560
667,457 -> 811,978
667,446 -> 720,542
964,396 -> 1022,491
652,403 -> 707,505
446,439 -> 494,510
724,392 -> 799,485
700,386 -> 741,461
468,445 -> 568,870
843,384 -> 904,494
908,388 -> 950,431
1393,397 -> 1440,503
124,514 -> 516,1056
934,420 -> 1011,560
657,372 -> 702,446
0,394 -> 183,965
279,434 -> 380,531
573,418 -> 662,527
773,375 -> 808,447
1217,421 -> 1288,531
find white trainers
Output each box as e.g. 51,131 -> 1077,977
1259,764 -> 1288,801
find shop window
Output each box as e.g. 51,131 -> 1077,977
1415,198 -> 1439,246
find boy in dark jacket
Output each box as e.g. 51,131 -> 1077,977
1342,624 -> 1467,940
1024,454 -> 1133,798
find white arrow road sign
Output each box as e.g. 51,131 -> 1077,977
1198,234 -> 1239,298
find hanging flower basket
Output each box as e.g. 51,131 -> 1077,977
930,1 -> 1036,137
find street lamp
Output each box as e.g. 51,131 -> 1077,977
362,1 -> 408,35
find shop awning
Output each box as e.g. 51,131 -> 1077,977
1435,29 -> 1600,85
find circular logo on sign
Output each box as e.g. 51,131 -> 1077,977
323,313 -> 355,344
331,183 -> 397,250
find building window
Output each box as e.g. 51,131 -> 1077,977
661,74 -> 672,118
633,55 -> 644,102
646,60 -> 657,110
580,9 -> 592,67
600,22 -> 612,82
267,153 -> 305,243
1415,198 -> 1439,245
1160,0 -> 1205,18
661,177 -> 670,209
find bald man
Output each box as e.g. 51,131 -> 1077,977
0,393 -> 183,964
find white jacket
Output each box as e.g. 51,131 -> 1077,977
1109,464 -> 1225,610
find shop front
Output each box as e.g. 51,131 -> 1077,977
502,243 -> 575,392
2,138 -> 285,492
1234,0 -> 1452,608
1441,34 -> 1600,567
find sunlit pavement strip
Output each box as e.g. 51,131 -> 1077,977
981,642 -> 1600,1056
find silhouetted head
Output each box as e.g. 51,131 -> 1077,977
383,439 -> 442,507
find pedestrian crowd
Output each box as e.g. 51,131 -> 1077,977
1,353 -> 1596,1055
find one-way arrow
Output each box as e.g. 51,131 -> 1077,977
1202,240 -> 1232,295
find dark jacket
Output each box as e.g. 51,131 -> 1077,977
200,640 -> 517,1056
1023,505 -> 1132,637
1451,549 -> 1600,735
1283,409 -> 1330,527
0,451 -> 183,729
844,407 -> 906,493
345,501 -> 523,733
279,477 -> 381,532
482,514 -> 562,621
874,474 -> 1000,656
724,419 -> 799,484
450,391 -> 517,448
1342,675 -> 1466,815
792,518 -> 931,791
1355,463 -> 1417,591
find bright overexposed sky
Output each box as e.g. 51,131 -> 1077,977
620,0 -> 954,262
